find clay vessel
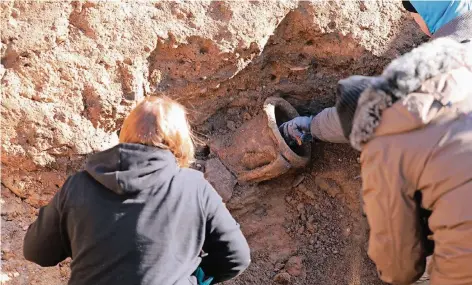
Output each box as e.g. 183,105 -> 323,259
212,96 -> 311,183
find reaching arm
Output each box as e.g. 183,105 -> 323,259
310,107 -> 349,143
23,178 -> 70,266
361,143 -> 426,285
279,107 -> 348,146
199,182 -> 251,283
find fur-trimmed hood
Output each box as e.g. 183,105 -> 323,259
350,38 -> 472,151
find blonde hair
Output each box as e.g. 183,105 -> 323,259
119,96 -> 195,167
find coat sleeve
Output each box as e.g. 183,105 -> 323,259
199,182 -> 251,283
361,144 -> 426,285
310,107 -> 349,143
23,178 -> 70,266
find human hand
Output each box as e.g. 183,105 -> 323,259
278,116 -> 313,146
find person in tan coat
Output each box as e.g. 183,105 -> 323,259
279,2 -> 472,285
283,37 -> 472,284
350,38 -> 472,285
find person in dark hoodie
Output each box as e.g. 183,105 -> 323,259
23,96 -> 251,285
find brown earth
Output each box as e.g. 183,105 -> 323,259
1,1 -> 426,284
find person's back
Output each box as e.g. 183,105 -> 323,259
346,38 -> 472,285
23,97 -> 251,285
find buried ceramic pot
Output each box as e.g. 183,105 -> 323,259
211,97 -> 311,183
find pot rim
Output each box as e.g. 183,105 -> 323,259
263,96 -> 311,168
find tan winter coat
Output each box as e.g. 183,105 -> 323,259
350,38 -> 472,285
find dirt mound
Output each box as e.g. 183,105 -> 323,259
1,1 -> 424,284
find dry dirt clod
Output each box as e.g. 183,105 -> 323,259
243,112 -> 252,121
296,203 -> 305,214
300,213 -> 307,222
306,223 -> 315,233
284,256 -> 305,277
285,196 -> 292,203
344,227 -> 352,237
297,225 -> 305,235
308,215 -> 315,223
292,174 -> 305,188
226,120 -> 237,131
274,262 -> 285,272
1,249 -> 14,261
315,177 -> 342,198
273,272 -> 291,284
297,183 -> 315,200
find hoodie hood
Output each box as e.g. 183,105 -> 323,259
85,143 -> 179,195
349,38 -> 472,151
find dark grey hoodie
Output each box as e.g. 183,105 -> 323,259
23,143 -> 251,285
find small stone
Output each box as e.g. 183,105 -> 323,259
285,256 -> 304,277
297,183 -> 315,199
333,249 -> 339,254
227,108 -> 239,115
306,223 -> 315,233
292,175 -> 305,188
343,228 -> 352,237
243,112 -> 252,121
22,225 -> 29,231
56,35 -> 67,44
11,8 -> 20,18
300,213 -> 307,222
1,249 -> 14,261
227,120 -> 236,131
273,272 -> 291,284
13,272 -> 19,278
296,203 -> 304,213
204,158 -> 236,202
285,196 -> 292,203
315,177 -> 341,198
297,225 -> 305,234
274,262 -> 285,271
